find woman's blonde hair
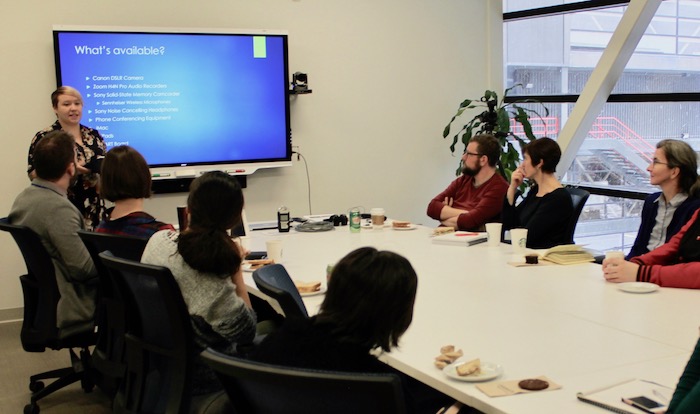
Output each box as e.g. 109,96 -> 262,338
51,86 -> 83,108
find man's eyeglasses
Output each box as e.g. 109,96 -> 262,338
464,152 -> 483,158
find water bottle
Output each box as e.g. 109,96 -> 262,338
349,207 -> 361,233
277,206 -> 290,232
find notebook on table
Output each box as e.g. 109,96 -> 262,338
431,231 -> 488,246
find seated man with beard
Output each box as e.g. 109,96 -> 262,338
9,130 -> 98,338
427,134 -> 509,231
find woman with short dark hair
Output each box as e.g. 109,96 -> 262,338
251,247 -> 457,413
315,247 -> 417,353
502,137 -> 574,248
95,145 -> 173,237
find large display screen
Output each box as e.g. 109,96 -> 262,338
53,26 -> 292,178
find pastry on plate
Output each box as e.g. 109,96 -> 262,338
455,358 -> 481,377
392,220 -> 412,229
246,258 -> 274,270
295,281 -> 321,293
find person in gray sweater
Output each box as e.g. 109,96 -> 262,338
10,130 -> 98,338
141,171 -> 257,407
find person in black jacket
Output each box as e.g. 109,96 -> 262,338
251,247 -> 463,414
502,137 -> 573,249
627,139 -> 700,260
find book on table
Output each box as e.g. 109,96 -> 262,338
431,231 -> 488,246
533,244 -> 595,265
576,378 -> 672,414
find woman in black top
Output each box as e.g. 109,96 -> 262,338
251,247 -> 461,414
28,86 -> 106,229
502,137 -> 573,249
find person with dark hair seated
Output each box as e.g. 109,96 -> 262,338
502,137 -> 573,248
10,130 -> 98,338
627,139 -> 700,260
427,134 -> 509,231
95,145 -> 174,237
141,171 -> 257,412
251,247 -> 466,414
602,208 -> 700,289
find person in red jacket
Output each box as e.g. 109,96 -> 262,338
602,208 -> 700,289
427,134 -> 508,231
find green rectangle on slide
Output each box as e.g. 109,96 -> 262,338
253,36 -> 267,58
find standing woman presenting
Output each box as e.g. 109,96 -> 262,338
28,86 -> 106,230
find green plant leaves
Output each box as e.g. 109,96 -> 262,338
458,99 -> 473,109
496,108 -> 510,134
440,87 -> 547,178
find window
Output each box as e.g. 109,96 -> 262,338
504,0 -> 700,253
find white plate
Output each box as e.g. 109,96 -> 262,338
392,224 -> 417,231
242,262 -> 273,273
618,282 -> 659,294
443,360 -> 503,382
299,286 -> 327,297
361,223 -> 391,229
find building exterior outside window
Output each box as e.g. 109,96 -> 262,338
503,0 -> 700,252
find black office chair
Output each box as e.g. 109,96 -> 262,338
565,186 -> 590,244
252,264 -> 309,319
200,348 -> 407,414
77,230 -> 149,397
0,218 -> 96,414
99,251 -> 193,414
78,230 -> 149,262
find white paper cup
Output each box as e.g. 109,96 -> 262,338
266,240 -> 283,263
485,223 -> 503,247
604,250 -> 625,267
511,228 -> 528,253
236,236 -> 251,252
605,251 -> 625,260
370,208 -> 385,228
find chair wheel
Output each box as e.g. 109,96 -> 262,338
29,381 -> 44,393
24,403 -> 39,414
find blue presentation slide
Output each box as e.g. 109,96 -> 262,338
55,31 -> 289,166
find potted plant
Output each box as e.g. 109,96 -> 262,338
442,85 -> 549,181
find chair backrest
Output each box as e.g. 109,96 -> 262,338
99,252 -> 193,414
77,229 -> 149,305
77,230 -> 149,311
565,187 -> 590,244
78,230 -> 149,262
0,217 -> 61,350
252,264 -> 308,319
77,230 -> 149,396
200,348 -> 407,414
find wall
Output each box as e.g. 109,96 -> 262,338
0,0 -> 501,310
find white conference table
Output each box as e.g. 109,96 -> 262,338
243,223 -> 700,414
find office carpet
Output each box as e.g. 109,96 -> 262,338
0,320 -> 111,413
